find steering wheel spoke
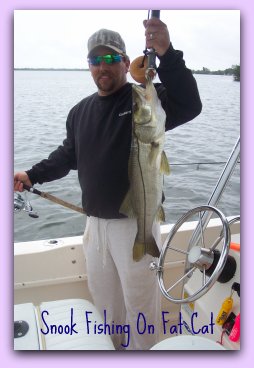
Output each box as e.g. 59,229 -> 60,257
167,246 -> 189,255
199,211 -> 206,248
209,234 -> 224,252
166,266 -> 197,293
202,265 -> 207,287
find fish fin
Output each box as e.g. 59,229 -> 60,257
133,237 -> 160,261
156,205 -> 165,223
160,151 -> 170,175
119,190 -> 136,218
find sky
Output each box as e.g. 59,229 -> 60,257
14,9 -> 240,71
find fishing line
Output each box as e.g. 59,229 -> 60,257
170,161 -> 240,167
140,10 -> 151,68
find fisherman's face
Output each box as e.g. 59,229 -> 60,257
88,47 -> 130,96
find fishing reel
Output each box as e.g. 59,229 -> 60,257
129,10 -> 160,84
150,205 -> 239,304
14,192 -> 39,218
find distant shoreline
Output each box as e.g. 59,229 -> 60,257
14,68 -> 89,71
14,67 -> 238,78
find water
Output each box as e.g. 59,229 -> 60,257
14,71 -> 240,242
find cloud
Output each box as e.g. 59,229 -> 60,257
14,10 -> 240,70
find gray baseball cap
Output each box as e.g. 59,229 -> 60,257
87,29 -> 126,57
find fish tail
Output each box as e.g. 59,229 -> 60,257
133,241 -> 146,262
133,237 -> 160,261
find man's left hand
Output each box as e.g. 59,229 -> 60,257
143,18 -> 171,57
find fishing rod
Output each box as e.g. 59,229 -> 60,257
129,10 -> 161,84
146,10 -> 160,81
21,183 -> 85,214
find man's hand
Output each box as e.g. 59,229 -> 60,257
143,18 -> 171,57
14,172 -> 32,192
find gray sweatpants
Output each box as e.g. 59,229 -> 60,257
82,216 -> 161,350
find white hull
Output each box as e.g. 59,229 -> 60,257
14,217 -> 240,350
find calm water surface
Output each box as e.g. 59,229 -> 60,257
14,71 -> 240,242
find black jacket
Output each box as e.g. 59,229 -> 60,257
26,45 -> 202,219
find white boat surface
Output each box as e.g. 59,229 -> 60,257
14,215 -> 240,350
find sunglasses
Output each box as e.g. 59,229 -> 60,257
88,54 -> 124,66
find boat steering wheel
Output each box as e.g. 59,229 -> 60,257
150,205 -> 231,304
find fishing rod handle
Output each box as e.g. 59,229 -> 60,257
151,10 -> 160,18
147,10 -> 161,76
22,183 -> 41,195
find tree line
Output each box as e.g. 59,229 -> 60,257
192,65 -> 240,81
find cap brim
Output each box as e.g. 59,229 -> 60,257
88,45 -> 124,57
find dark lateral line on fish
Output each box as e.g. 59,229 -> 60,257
22,184 -> 85,214
136,135 -> 147,252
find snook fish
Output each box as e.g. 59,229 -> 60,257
120,80 -> 170,261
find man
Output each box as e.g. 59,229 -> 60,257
14,18 -> 202,350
